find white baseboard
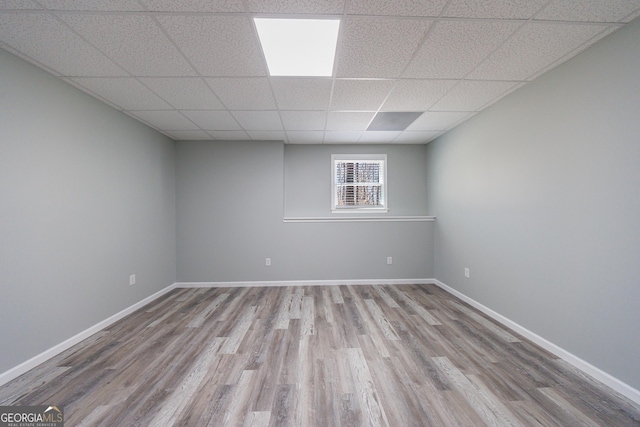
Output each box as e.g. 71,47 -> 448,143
0,283 -> 177,387
432,279 -> 640,405
175,278 -> 435,288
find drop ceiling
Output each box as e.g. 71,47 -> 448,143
1,0 -> 639,143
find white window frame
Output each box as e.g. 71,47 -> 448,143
331,154 -> 388,213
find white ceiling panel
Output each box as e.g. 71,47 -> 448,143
280,111 -> 327,131
155,15 -> 266,77
346,0 -> 448,17
407,111 -> 472,131
271,78 -> 333,110
1,1 -> 635,142
60,14 -> 195,76
326,112 -> 375,131
130,110 -> 200,130
337,17 -> 432,78
431,80 -> 519,112
231,111 -> 283,131
165,130 -> 212,140
1,1 -> 44,9
0,13 -> 126,76
207,78 -> 276,110
403,20 -> 521,79
382,79 -> 458,111
467,22 -> 610,81
444,0 -> 549,19
141,0 -> 245,12
70,77 -> 172,110
247,131 -> 286,141
286,131 -> 325,144
394,131 -> 441,143
246,0 -> 345,14
359,131 -> 401,144
330,79 -> 395,111
140,78 -> 224,110
323,131 -> 363,144
181,110 -> 241,130
209,130 -> 250,140
537,0 -> 640,23
37,0 -> 145,11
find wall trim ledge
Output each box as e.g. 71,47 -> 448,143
0,283 -> 177,387
175,278 -> 435,288
432,279 -> 640,405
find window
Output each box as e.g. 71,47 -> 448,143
331,154 -> 387,212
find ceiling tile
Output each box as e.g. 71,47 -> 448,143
140,78 -> 223,110
337,17 -> 432,78
323,131 -> 363,144
286,131 -> 325,144
271,78 -> 332,110
247,131 -> 286,141
164,130 -> 212,140
181,110 -> 241,130
407,111 -> 472,130
467,22 -> 611,81
207,78 -> 276,110
156,15 -> 267,77
403,20 -> 521,79
382,79 -> 457,111
359,131 -> 401,143
70,77 -> 172,110
60,14 -> 195,76
0,1 -> 42,9
0,13 -> 126,76
330,79 -> 395,111
130,110 -> 200,130
280,111 -> 327,131
444,0 -> 549,19
141,0 -> 244,12
208,130 -> 250,140
431,80 -> 519,111
537,0 -> 640,23
232,111 -> 283,131
393,130 -> 441,143
37,0 -> 145,11
246,0 -> 345,14
326,112 -> 375,131
346,0 -> 448,16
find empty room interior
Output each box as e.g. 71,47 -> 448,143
1,1 -> 640,425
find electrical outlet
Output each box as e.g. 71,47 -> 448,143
387,256 -> 393,265
265,258 -> 271,267
464,268 -> 470,278
129,274 -> 136,286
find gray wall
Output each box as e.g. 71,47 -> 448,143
0,49 -> 176,374
176,141 -> 433,282
426,18 -> 640,390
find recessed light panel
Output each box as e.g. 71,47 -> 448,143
367,112 -> 424,131
254,18 -> 340,77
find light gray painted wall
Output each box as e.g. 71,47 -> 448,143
176,141 -> 433,282
426,19 -> 640,390
285,144 -> 429,217
0,49 -> 176,374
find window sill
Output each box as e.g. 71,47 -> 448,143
283,216 -> 436,223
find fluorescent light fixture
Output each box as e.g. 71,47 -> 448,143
254,18 -> 340,77
367,112 -> 424,131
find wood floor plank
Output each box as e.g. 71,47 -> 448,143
1,284 -> 639,426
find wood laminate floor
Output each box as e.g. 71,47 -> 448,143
1,284 -> 639,426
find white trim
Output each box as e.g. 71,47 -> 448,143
432,279 -> 640,405
0,283 -> 177,387
283,215 -> 435,223
175,278 -> 435,288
